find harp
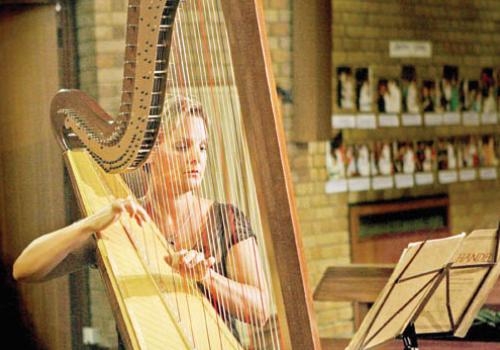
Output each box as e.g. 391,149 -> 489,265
51,0 -> 319,349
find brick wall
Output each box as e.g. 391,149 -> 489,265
332,0 -> 500,78
74,0 -> 500,347
325,0 -> 500,338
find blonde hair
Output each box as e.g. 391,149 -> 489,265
162,95 -> 209,132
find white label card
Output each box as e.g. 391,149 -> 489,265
348,177 -> 371,192
443,112 -> 460,125
462,112 -> 480,126
395,174 -> 414,188
372,176 -> 394,190
424,113 -> 443,126
458,169 -> 477,182
415,172 -> 434,185
378,114 -> 400,127
332,115 -> 356,129
479,167 -> 497,180
481,113 -> 498,125
401,113 -> 422,126
325,179 -> 348,193
356,114 -> 377,129
389,41 -> 432,58
438,170 -> 458,184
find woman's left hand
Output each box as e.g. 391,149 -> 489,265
165,249 -> 216,282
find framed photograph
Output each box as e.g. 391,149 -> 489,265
461,80 -> 481,112
415,140 -> 436,185
336,66 -> 355,111
392,140 -> 416,174
392,140 -> 415,188
401,65 -> 419,114
421,80 -> 436,113
440,65 -> 460,112
356,67 -> 373,113
326,133 -> 346,180
345,143 -> 372,191
478,135 -> 499,180
372,140 -> 394,190
480,68 -> 497,114
437,137 -> 458,183
325,133 -> 348,193
456,136 -> 479,181
377,78 -> 401,114
436,137 -> 458,170
479,135 -> 499,167
373,140 -> 393,176
415,140 -> 436,172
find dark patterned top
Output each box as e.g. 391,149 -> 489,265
112,202 -> 256,348
196,202 -> 257,341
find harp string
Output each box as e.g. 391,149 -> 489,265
181,3 -> 238,343
200,2 -> 273,346
175,7 -> 219,347
177,6 -> 234,346
187,1 -> 262,341
122,0 -> 279,347
196,3 -> 268,347
187,0 -> 275,346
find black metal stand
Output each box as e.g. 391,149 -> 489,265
402,322 -> 419,350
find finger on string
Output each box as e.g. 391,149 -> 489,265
207,256 -> 216,267
165,249 -> 187,267
188,252 -> 205,269
182,250 -> 197,265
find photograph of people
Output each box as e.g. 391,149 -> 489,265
457,136 -> 479,169
415,140 -> 436,173
337,66 -> 355,111
480,68 -> 497,114
479,135 -> 499,167
373,140 -> 393,176
356,67 -> 373,112
326,132 -> 346,180
421,80 -> 436,112
401,65 -> 419,114
441,65 -> 460,112
393,141 -> 415,174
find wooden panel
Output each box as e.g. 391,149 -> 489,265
314,264 -> 393,303
314,264 -> 500,306
350,197 -> 450,264
0,5 -> 71,349
292,0 -> 331,142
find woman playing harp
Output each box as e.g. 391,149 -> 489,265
13,95 -> 270,343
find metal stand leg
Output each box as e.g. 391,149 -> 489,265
402,322 -> 419,350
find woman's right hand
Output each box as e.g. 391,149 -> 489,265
83,197 -> 150,234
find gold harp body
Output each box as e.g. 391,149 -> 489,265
52,0 -> 319,349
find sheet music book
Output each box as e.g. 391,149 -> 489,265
347,227 -> 500,350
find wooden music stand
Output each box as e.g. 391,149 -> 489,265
346,225 -> 500,350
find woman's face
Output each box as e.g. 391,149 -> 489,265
150,115 -> 208,195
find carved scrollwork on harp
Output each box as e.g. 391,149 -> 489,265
51,0 -> 180,172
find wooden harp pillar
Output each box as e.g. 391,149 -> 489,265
221,1 -> 321,349
51,0 -> 320,349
